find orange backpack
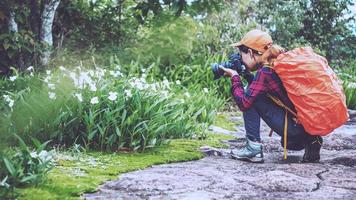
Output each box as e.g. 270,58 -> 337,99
272,47 -> 349,136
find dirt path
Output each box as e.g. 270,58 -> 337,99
83,114 -> 356,200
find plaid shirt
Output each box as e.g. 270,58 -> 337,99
231,66 -> 295,112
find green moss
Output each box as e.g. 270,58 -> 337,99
16,133 -> 233,200
213,112 -> 242,131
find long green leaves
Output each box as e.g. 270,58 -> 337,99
1,64 -> 225,152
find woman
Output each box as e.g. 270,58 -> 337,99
220,29 -> 322,163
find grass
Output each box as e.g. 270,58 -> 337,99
213,112 -> 242,131
14,110 -> 238,199
16,133 -> 234,200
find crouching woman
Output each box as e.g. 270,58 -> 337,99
220,29 -> 322,163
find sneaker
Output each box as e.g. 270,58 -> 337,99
231,139 -> 264,163
302,136 -> 323,163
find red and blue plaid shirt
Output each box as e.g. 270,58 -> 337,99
231,66 -> 295,112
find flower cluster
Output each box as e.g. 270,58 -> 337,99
3,64 -> 188,110
30,150 -> 54,164
3,94 -> 14,108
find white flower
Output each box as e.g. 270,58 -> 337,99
27,66 -> 34,71
141,68 -> 146,73
38,150 -> 53,163
30,151 -> 38,158
59,66 -> 66,71
161,90 -> 169,98
125,90 -> 132,98
48,83 -> 55,90
8,99 -> 14,108
108,91 -> 118,101
9,76 -> 17,81
44,76 -> 51,83
89,84 -> 97,92
77,72 -> 92,89
90,97 -> 99,104
3,95 -> 14,108
48,92 -> 56,100
203,88 -> 209,93
176,80 -> 181,85
162,79 -> 170,88
74,93 -> 83,102
69,72 -> 76,81
349,82 -> 356,89
3,95 -> 10,101
151,83 -> 157,91
95,68 -> 105,78
46,70 -> 51,75
88,70 -> 95,77
109,70 -> 123,78
131,80 -> 144,90
184,92 -> 191,97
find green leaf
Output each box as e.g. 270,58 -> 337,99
31,137 -> 42,149
115,127 -> 121,137
3,158 -> 16,177
88,130 -> 98,140
20,174 -> 38,183
0,176 -> 9,188
14,134 -> 29,151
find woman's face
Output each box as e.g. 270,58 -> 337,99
240,49 -> 259,71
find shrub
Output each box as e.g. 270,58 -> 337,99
1,64 -> 225,151
0,136 -> 54,197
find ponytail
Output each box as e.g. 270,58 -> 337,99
258,44 -> 286,67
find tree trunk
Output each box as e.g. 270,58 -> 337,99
39,0 -> 60,67
7,11 -> 18,32
7,9 -> 26,71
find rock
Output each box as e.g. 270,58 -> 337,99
83,112 -> 356,200
348,109 -> 356,121
245,170 -> 318,192
208,125 -> 236,136
199,146 -> 232,158
328,156 -> 356,167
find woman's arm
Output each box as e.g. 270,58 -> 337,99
231,70 -> 269,111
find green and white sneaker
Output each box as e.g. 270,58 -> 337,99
231,139 -> 264,163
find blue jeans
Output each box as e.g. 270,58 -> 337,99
243,94 -> 314,150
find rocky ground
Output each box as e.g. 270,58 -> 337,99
83,111 -> 356,200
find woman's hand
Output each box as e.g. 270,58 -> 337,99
219,66 -> 239,77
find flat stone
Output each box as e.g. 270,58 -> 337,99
208,125 -> 237,136
83,112 -> 356,200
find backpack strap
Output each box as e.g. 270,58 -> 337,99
263,66 -> 300,160
266,94 -> 297,117
266,93 -> 298,160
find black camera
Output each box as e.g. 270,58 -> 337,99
211,53 -> 247,79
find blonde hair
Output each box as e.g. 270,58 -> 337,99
258,44 -> 286,66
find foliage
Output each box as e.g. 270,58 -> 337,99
127,16 -> 199,65
255,0 -> 355,62
344,82 -> 356,109
298,0 -> 355,60
0,135 -> 54,197
0,0 -> 355,197
0,64 -> 225,151
337,65 -> 356,109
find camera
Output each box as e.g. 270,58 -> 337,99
211,53 -> 247,79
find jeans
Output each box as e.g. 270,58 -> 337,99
243,94 -> 314,150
